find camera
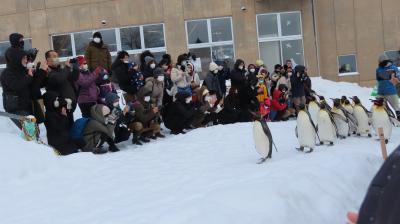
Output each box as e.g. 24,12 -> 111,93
101,20 -> 107,25
241,6 -> 247,11
26,48 -> 39,62
69,58 -> 77,64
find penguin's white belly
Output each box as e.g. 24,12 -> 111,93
318,111 -> 336,142
353,106 -> 371,135
308,103 -> 319,125
253,121 -> 271,158
297,113 -> 316,148
372,110 -> 392,140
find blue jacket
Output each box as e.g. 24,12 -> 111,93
376,65 -> 399,95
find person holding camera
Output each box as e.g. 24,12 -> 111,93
171,54 -> 192,98
44,50 -> 79,127
204,62 -> 223,100
84,32 -> 112,72
43,91 -> 79,155
290,65 -> 308,114
1,48 -> 34,129
270,84 -> 293,121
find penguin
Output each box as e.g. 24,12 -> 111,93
318,95 -> 332,111
351,96 -> 372,137
342,97 -> 354,115
371,98 -> 392,144
253,119 -> 275,164
331,99 -> 350,139
307,96 -> 320,126
317,103 -> 337,145
340,96 -> 348,106
296,104 -> 318,153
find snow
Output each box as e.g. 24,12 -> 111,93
0,77 -> 399,224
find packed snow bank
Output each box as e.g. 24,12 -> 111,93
0,77 -> 398,224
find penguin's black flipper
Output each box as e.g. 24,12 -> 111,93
257,158 -> 267,164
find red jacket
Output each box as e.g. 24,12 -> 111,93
271,89 -> 287,111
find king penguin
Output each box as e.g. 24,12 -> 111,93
371,98 -> 392,144
331,99 -> 350,139
307,96 -> 320,126
351,96 -> 372,137
317,103 -> 337,145
253,119 -> 275,164
296,104 -> 317,153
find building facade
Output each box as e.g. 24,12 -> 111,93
0,0 -> 399,86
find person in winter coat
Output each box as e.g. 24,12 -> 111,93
270,64 -> 283,94
290,65 -> 308,113
218,87 -> 242,124
43,91 -> 79,155
217,59 -> 231,98
1,49 -> 33,129
376,53 -> 400,118
186,62 -> 201,93
29,62 -> 47,124
171,54 -> 191,97
247,64 -> 258,86
75,56 -> 100,118
237,77 -> 260,122
159,54 -> 174,106
142,56 -> 157,80
270,84 -> 293,121
112,51 -> 144,102
191,87 -> 219,128
5,33 -> 25,64
163,91 -> 195,135
81,102 -> 120,154
130,92 -> 164,142
97,68 -> 117,104
44,50 -> 79,127
230,59 -> 246,90
256,74 -> 269,118
204,62 -> 222,99
255,59 -> 265,75
84,32 -> 112,71
137,67 -> 165,108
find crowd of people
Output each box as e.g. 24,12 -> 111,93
7,31 -> 399,157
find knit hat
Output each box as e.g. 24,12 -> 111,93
145,56 -> 154,64
255,59 -> 264,67
105,92 -> 120,106
76,56 -> 86,66
209,62 -> 219,71
378,53 -> 390,63
93,32 -> 102,39
153,68 -> 164,77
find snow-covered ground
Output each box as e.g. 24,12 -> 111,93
0,77 -> 399,224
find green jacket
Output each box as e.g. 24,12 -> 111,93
84,42 -> 112,71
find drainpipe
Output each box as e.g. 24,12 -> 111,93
311,0 -> 321,77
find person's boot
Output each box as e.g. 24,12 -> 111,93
93,147 -> 108,154
149,135 -> 157,140
396,111 -> 400,121
139,135 -> 150,143
132,133 -> 143,145
108,143 -> 120,152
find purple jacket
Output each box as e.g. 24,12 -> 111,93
75,70 -> 99,104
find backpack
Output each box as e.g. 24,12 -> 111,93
70,117 -> 91,140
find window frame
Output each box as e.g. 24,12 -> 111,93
256,11 -> 305,67
185,16 -> 235,60
50,23 -> 167,61
0,38 -> 32,69
337,54 -> 359,76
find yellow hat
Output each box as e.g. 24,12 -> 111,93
255,59 -> 264,67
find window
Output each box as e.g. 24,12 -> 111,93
385,50 -> 400,67
186,17 -> 235,77
50,23 -> 166,62
0,39 -> 32,69
338,55 -> 358,75
257,12 -> 304,71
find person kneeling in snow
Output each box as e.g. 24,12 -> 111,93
163,91 -> 195,135
81,99 -> 120,154
270,84 -> 294,121
191,87 -> 220,127
43,91 -> 79,156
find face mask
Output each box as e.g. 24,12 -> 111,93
250,68 -> 255,73
52,57 -> 60,66
238,66 -> 244,70
213,70 -> 219,74
288,72 -> 293,76
82,64 -> 89,71
205,96 -> 212,102
181,61 -> 187,67
162,65 -> 168,70
258,79 -> 264,84
103,74 -> 109,80
185,98 -> 192,104
113,102 -> 119,107
93,37 -> 101,43
144,96 -> 151,102
150,63 -> 156,69
22,62 -> 27,68
157,76 -> 164,82
27,62 -> 35,69
123,60 -> 129,64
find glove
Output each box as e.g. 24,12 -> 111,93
215,105 -> 223,113
65,98 -> 73,110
